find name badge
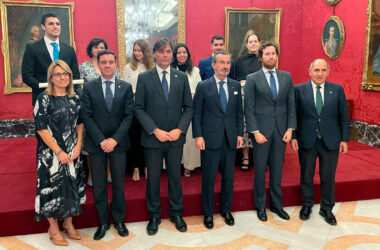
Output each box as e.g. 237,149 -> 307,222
234,91 -> 238,95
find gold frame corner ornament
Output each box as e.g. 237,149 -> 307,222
321,15 -> 345,61
326,0 -> 342,6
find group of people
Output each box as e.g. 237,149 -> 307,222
21,13 -> 349,246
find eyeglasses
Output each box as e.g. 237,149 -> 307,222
53,72 -> 70,78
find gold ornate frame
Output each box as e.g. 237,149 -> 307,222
362,0 -> 380,91
326,0 -> 342,6
0,0 -> 75,94
321,16 -> 345,60
116,0 -> 186,74
225,7 -> 282,61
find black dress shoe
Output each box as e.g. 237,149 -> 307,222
319,209 -> 337,225
299,206 -> 312,220
147,218 -> 161,235
170,215 -> 187,232
221,212 -> 234,226
257,209 -> 267,221
270,207 -> 290,220
93,223 -> 110,240
114,222 -> 129,237
203,216 -> 214,229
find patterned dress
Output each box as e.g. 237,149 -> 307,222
79,60 -> 120,82
34,93 -> 85,221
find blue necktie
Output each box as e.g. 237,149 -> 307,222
105,81 -> 113,111
51,42 -> 59,62
162,71 -> 169,101
268,71 -> 277,100
219,81 -> 227,112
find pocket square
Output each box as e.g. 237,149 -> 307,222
234,91 -> 238,95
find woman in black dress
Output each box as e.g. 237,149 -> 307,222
34,60 -> 85,246
235,33 -> 261,171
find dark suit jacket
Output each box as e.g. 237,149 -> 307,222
192,77 -> 243,149
81,77 -> 133,154
134,67 -> 193,148
294,81 -> 349,150
198,56 -> 235,80
21,38 -> 80,105
244,68 -> 297,138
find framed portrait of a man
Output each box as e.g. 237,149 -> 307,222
322,16 -> 345,60
0,0 -> 74,94
225,7 -> 281,61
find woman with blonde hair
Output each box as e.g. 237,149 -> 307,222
34,60 -> 85,246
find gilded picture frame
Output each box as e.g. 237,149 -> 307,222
0,0 -> 75,94
362,0 -> 380,91
225,7 -> 282,61
116,0 -> 186,75
321,16 -> 345,60
326,0 -> 342,6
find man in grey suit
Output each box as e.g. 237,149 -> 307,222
81,50 -> 133,240
290,59 -> 349,225
244,43 -> 296,221
134,39 -> 193,235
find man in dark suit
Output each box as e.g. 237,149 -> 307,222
198,35 -> 235,80
22,13 -> 80,106
81,50 -> 133,240
290,59 -> 349,225
193,51 -> 244,229
134,39 -> 193,235
244,43 -> 296,221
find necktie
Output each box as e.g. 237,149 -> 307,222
162,71 -> 169,101
316,85 -> 323,139
105,81 -> 113,111
51,42 -> 59,62
268,71 -> 277,100
219,81 -> 227,112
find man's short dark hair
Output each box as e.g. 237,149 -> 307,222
41,13 -> 59,25
153,38 -> 173,53
97,49 -> 116,62
258,43 -> 279,58
212,51 -> 231,63
211,35 -> 224,44
86,38 -> 108,58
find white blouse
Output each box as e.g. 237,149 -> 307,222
122,63 -> 147,93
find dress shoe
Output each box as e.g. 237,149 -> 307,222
299,206 -> 312,220
48,229 -> 68,246
319,209 -> 337,225
270,207 -> 290,220
147,218 -> 161,235
257,209 -> 267,221
170,215 -> 187,232
114,222 -> 129,237
93,223 -> 110,240
221,212 -> 235,226
203,216 -> 214,229
62,224 -> 81,240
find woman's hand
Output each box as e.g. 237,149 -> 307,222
57,151 -> 73,165
70,143 -> 82,160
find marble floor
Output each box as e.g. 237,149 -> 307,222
0,199 -> 379,250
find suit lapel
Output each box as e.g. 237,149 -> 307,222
210,77 -> 224,112
276,69 -> 286,101
305,81 -> 318,116
168,67 -> 179,103
110,79 -> 122,113
58,42 -> 65,60
94,78 -> 109,112
322,82 -> 332,115
38,39 -> 52,65
152,68 -> 167,102
258,69 -> 274,102
225,80 -> 236,113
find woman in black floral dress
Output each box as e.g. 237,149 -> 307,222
34,60 -> 85,246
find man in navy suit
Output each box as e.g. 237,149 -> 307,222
193,51 -> 243,229
22,13 -> 80,106
198,35 -> 235,80
290,59 -> 349,225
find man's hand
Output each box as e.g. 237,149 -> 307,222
253,132 -> 267,144
195,137 -> 205,150
153,128 -> 170,142
290,139 -> 299,151
237,136 -> 244,148
339,141 -> 348,154
101,138 -> 118,153
168,128 -> 182,141
282,129 -> 293,143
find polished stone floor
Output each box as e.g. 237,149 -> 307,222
0,199 -> 379,249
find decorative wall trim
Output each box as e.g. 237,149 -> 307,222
350,120 -> 380,148
0,119 -> 35,138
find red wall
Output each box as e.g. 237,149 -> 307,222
1,0 -> 379,125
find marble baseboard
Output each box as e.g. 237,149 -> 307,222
0,119 -> 35,139
350,120 -> 380,148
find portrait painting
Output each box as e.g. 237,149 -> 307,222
321,16 -> 345,60
0,1 -> 74,94
362,0 -> 380,91
225,7 -> 281,61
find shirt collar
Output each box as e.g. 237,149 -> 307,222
101,76 -> 116,84
44,36 -> 59,45
214,75 -> 227,83
311,80 -> 325,89
262,67 -> 276,75
156,65 -> 171,75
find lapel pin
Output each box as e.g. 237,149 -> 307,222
330,91 -> 332,94
118,85 -> 121,88
175,74 -> 178,78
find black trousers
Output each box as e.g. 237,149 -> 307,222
252,127 -> 286,210
89,151 -> 126,225
144,144 -> 183,218
202,134 -> 236,216
298,139 -> 339,211
126,117 -> 145,172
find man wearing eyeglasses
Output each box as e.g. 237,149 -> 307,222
22,13 -> 80,106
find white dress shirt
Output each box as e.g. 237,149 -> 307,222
101,76 -> 116,97
214,75 -> 229,101
311,81 -> 325,105
44,36 -> 60,62
262,67 -> 279,94
156,65 -> 171,89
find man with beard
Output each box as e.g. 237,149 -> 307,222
244,43 -> 296,221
